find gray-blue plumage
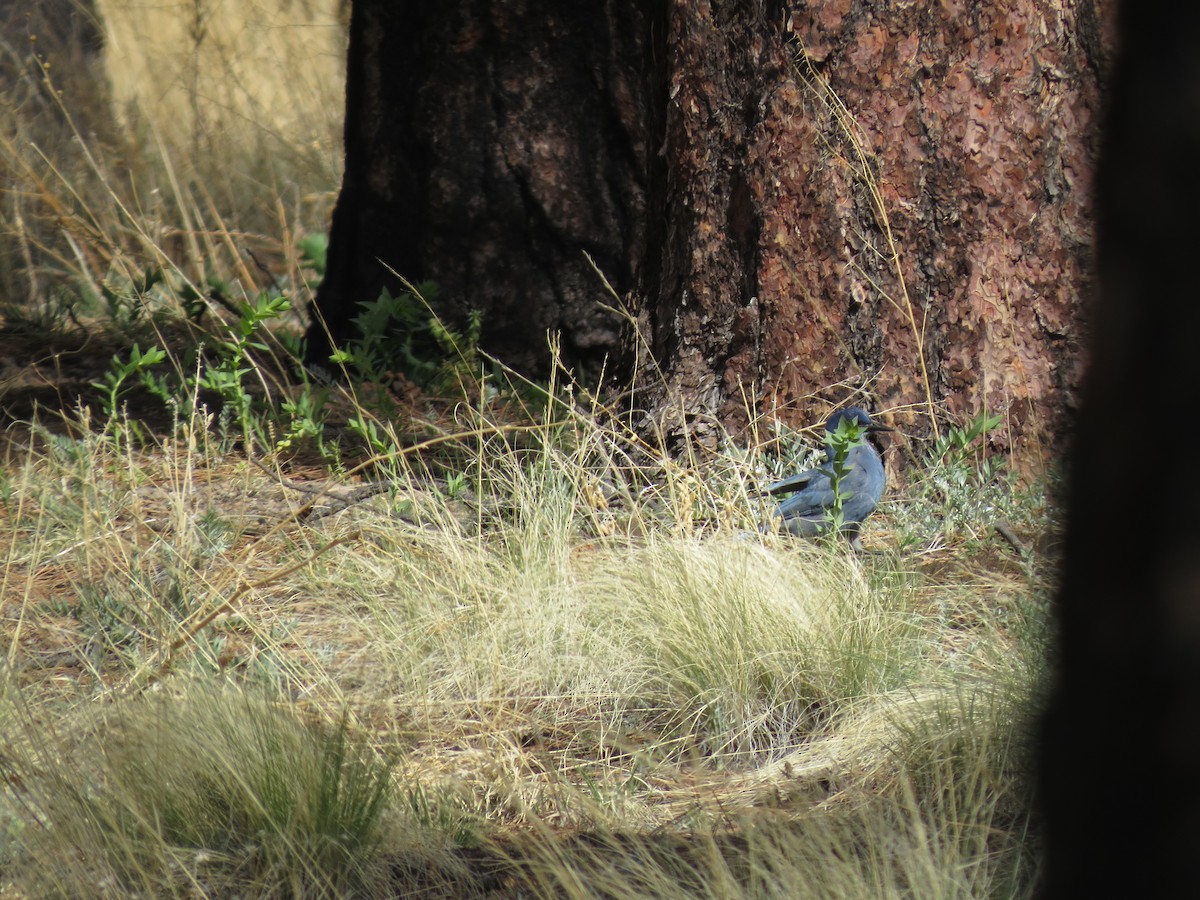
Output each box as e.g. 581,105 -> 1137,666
766,407 -> 890,544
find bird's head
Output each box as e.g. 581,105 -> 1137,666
823,407 -> 891,437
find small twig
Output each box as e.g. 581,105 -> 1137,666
293,482 -> 398,523
994,520 -> 1029,555
243,245 -> 285,295
250,454 -> 390,499
249,454 -> 402,522
124,531 -> 362,695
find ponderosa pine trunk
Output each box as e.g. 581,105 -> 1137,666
309,0 -> 1111,457
305,1 -> 655,374
640,0 -> 1112,452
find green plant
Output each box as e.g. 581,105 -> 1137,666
926,411 -> 1004,476
346,410 -> 394,457
0,284 -> 79,335
196,291 -> 291,444
62,582 -> 142,653
298,232 -> 328,288
444,470 -> 469,500
342,283 -> 483,391
893,411 -> 1026,549
96,266 -> 163,335
57,569 -> 196,669
92,343 -> 167,422
822,413 -> 869,538
275,385 -> 331,455
89,280 -> 339,459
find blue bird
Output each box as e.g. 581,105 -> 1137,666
765,407 -> 891,549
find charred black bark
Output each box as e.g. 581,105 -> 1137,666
303,1 -> 431,365
305,1 -> 656,376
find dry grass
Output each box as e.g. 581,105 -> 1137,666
1,0 -> 342,337
96,0 -> 345,156
0,8 -> 1053,895
1,386 -> 1051,895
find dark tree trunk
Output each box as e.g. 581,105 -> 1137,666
633,0 -> 787,447
313,0 -> 1109,458
306,1 -> 655,374
1038,1 -> 1200,894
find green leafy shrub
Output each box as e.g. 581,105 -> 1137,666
337,283 -> 483,392
893,411 -> 1041,549
298,232 -> 329,288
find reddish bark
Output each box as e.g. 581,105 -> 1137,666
644,0 -> 1112,455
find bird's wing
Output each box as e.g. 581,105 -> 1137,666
775,486 -> 836,520
772,468 -> 836,520
765,469 -> 816,495
834,452 -> 871,493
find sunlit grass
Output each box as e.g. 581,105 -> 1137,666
1,387 -> 1052,895
3,684 -> 398,897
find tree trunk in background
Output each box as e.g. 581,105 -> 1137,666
645,0 -> 1112,451
1038,1 -> 1200,894
312,0 -> 1111,457
306,1 -> 654,373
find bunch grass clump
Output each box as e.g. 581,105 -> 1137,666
4,683 -> 400,897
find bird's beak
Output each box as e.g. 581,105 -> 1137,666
865,421 -> 893,451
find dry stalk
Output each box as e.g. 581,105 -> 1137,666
792,48 -> 940,440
